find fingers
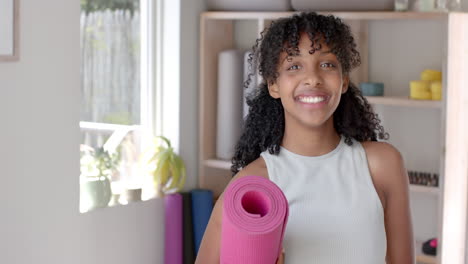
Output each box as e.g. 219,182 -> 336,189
276,248 -> 285,264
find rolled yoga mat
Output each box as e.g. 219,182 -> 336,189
217,49 -> 244,160
181,192 -> 195,264
191,189 -> 214,256
164,193 -> 183,264
221,175 -> 289,264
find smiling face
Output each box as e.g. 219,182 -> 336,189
268,33 -> 349,131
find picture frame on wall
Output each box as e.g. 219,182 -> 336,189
0,0 -> 19,61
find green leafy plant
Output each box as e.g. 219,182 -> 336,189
141,136 -> 186,196
80,145 -> 120,178
79,144 -> 121,212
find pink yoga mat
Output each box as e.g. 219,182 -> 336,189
221,175 -> 289,264
164,193 -> 183,264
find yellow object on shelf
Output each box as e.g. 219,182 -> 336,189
421,69 -> 442,82
410,80 -> 432,100
431,81 -> 442,100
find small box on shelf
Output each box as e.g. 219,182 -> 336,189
408,170 -> 440,195
408,170 -> 439,187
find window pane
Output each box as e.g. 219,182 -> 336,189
79,0 -> 155,213
80,1 -> 141,125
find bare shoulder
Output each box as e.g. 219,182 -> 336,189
361,141 -> 408,199
361,141 -> 404,167
234,156 -> 269,180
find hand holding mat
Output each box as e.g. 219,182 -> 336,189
221,175 -> 289,264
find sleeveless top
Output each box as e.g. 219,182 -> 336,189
260,136 -> 387,264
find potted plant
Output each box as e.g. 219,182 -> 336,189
80,144 -> 120,212
141,136 -> 186,197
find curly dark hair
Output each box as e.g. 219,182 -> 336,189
231,12 -> 388,175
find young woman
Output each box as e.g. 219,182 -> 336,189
196,12 -> 414,264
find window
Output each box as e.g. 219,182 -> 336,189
79,0 -> 157,213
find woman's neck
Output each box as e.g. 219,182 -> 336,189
281,118 -> 341,157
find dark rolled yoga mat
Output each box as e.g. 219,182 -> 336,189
191,189 -> 214,256
181,192 -> 195,264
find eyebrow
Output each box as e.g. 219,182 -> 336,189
319,50 -> 333,56
281,50 -> 334,63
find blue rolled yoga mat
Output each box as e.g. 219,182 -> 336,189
191,189 -> 214,256
181,192 -> 195,264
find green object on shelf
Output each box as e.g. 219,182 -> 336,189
141,136 -> 187,197
360,82 -> 384,96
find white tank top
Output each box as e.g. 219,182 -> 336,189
260,136 -> 387,264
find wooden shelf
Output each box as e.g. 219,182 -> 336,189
416,240 -> 438,264
417,254 -> 437,264
365,96 -> 442,108
201,159 -> 232,198
410,185 -> 440,195
202,11 -> 447,21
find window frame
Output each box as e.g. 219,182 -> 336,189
79,0 -> 162,209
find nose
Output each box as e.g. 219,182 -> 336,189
302,67 -> 323,87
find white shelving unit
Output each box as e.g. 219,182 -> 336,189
199,11 -> 468,263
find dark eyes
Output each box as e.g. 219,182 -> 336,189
287,64 -> 301,71
286,62 -> 336,71
321,62 -> 336,68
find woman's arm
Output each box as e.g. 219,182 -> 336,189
364,142 -> 415,264
195,158 -> 273,263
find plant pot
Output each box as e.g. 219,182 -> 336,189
108,193 -> 121,207
80,176 -> 112,212
125,188 -> 142,203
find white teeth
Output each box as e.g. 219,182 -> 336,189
298,96 -> 325,104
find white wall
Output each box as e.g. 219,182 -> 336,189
179,0 -> 207,191
0,1 -> 165,263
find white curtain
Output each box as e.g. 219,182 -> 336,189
80,9 -> 140,125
